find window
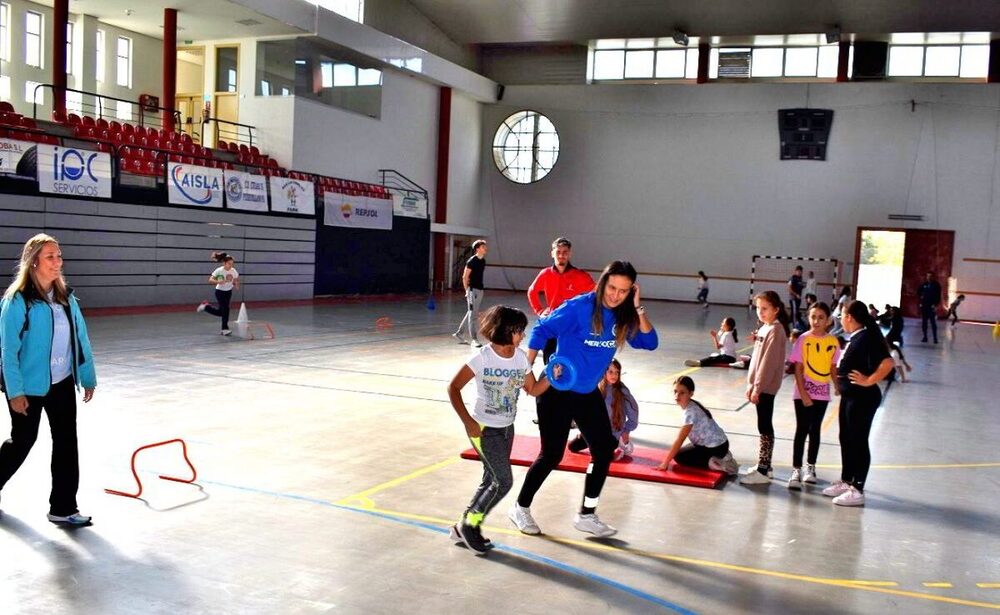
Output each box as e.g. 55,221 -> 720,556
0,3 -> 10,62
25,11 -> 43,68
215,47 -> 238,92
492,110 -> 560,184
321,61 -> 334,87
116,36 -> 132,87
280,86 -> 290,96
888,44 -> 989,78
25,81 -> 43,105
591,39 -> 699,81
66,90 -> 83,115
95,30 -> 105,82
959,45 -> 990,78
333,63 -> 356,86
0,75 -> 10,101
66,22 -> 73,75
307,0 -> 364,23
750,48 -> 784,77
358,68 -> 381,86
115,100 -> 132,121
260,80 -> 271,96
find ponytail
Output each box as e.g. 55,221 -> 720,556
846,300 -> 891,354
724,317 -> 738,343
212,251 -> 232,263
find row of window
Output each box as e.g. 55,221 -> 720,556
591,40 -> 991,81
0,76 -> 134,119
0,3 -> 132,88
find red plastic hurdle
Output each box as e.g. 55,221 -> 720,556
375,316 -> 394,331
104,438 -> 198,499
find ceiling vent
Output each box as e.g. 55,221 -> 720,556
718,49 -> 751,78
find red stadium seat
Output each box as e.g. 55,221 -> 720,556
52,109 -> 67,123
67,113 -> 82,126
82,115 -> 96,127
110,121 -> 122,132
20,117 -> 37,129
96,118 -> 109,130
217,140 -> 228,150
249,145 -> 260,156
0,101 -> 14,113
227,142 -> 240,153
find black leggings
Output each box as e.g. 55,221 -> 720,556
756,393 -> 775,437
517,387 -> 617,514
675,440 -> 729,469
839,388 -> 880,492
700,353 -> 736,366
204,289 -> 233,329
793,399 -> 829,467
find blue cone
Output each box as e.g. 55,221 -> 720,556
427,296 -> 436,310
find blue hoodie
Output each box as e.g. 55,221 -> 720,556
1,290 -> 97,399
528,292 -> 657,393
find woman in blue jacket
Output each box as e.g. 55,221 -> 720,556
0,234 -> 97,526
509,261 -> 657,538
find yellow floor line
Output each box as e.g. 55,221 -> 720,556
336,457 -> 458,505
774,462 -> 1000,470
924,582 -> 955,588
350,503 -> 1000,611
979,584 -> 1000,589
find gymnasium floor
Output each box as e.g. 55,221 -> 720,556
1,291 -> 998,614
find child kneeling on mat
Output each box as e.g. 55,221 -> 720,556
656,376 -> 739,475
446,305 -> 551,555
568,359 -> 638,460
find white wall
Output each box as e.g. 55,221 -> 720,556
479,83 -> 1000,321
364,0 -> 476,71
446,90 -> 482,227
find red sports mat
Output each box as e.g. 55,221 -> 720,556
460,435 -> 726,489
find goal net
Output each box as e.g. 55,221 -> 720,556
750,255 -> 840,308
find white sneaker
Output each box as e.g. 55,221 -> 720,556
196,301 -> 208,313
822,480 -> 851,497
220,329 -> 232,336
47,512 -> 92,526
573,512 -> 617,537
739,466 -> 772,485
719,452 -> 740,475
508,504 -> 540,535
803,464 -> 817,484
833,486 -> 865,507
451,332 -> 469,345
621,441 -> 634,456
729,360 -> 746,369
787,467 -> 802,490
703,303 -> 710,309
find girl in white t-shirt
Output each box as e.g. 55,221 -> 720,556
446,305 -> 551,555
196,251 -> 240,335
656,376 -> 738,474
685,317 -> 739,367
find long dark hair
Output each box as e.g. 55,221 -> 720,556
845,300 -> 891,355
212,251 -> 234,263
604,359 -> 627,431
754,290 -> 791,336
723,317 -> 738,343
592,261 -> 640,348
674,375 -> 712,419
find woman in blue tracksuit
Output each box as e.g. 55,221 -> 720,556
508,261 -> 657,538
0,234 -> 97,526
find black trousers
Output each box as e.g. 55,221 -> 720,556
517,387 -> 617,513
920,304 -> 937,342
838,387 -> 881,491
0,377 -> 80,516
793,399 -> 829,467
204,289 -> 233,329
675,440 -> 729,469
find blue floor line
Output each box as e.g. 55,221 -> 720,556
197,478 -> 697,614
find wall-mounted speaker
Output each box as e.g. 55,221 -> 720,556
496,84 -> 505,101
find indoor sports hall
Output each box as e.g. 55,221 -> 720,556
0,1 -> 998,614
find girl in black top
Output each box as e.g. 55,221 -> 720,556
822,300 -> 894,507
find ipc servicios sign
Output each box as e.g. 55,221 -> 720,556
37,144 -> 112,198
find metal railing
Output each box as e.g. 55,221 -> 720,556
201,117 -> 256,148
378,169 -> 428,199
32,84 -> 181,130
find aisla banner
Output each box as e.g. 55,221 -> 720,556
224,169 -> 268,212
323,192 -> 393,230
37,143 -> 113,199
0,138 -> 33,174
269,176 -> 315,215
167,162 -> 224,208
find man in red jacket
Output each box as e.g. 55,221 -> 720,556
527,237 -> 595,362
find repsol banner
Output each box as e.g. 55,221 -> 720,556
392,193 -> 428,219
269,177 -> 315,215
323,193 -> 392,230
224,169 -> 268,212
167,162 -> 224,208
0,138 -> 32,174
37,144 -> 112,199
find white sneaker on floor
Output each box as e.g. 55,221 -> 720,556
739,466 -> 772,485
196,301 -> 208,313
508,504 -> 540,535
787,467 -> 802,490
729,360 -> 746,369
573,512 -> 617,538
220,329 -> 232,336
620,441 -> 634,456
719,452 -> 740,475
822,480 -> 851,497
803,464 -> 817,484
47,512 -> 92,526
452,332 -> 469,344
832,486 -> 865,507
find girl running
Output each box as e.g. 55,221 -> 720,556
197,252 -> 240,335
656,376 -> 738,474
446,306 -> 550,555
568,359 -> 638,460
787,302 -> 841,490
685,317 -> 739,367
696,271 -> 709,308
740,290 -> 790,485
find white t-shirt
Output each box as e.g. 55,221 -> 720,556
805,278 -> 817,296
683,401 -> 727,448
212,266 -> 240,291
47,292 -> 73,384
465,345 -> 531,428
717,330 -> 736,357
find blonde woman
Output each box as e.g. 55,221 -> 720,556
0,234 -> 97,526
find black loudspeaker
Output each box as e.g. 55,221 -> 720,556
778,109 -> 834,161
496,84 -> 505,101
852,41 -> 888,80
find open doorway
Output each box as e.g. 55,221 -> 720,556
854,228 -> 954,318
176,47 -> 205,141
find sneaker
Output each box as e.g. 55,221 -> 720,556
47,512 -> 92,526
787,467 -> 802,490
620,441 -> 634,456
612,448 -> 624,461
451,332 -> 469,345
729,360 -> 747,369
822,480 -> 851,497
473,341 -> 483,348
508,504 -> 541,535
739,466 -> 772,485
719,452 -> 740,475
832,486 -> 865,507
803,464 -> 817,484
196,301 -> 208,313
708,456 -> 726,472
454,523 -> 490,555
684,359 -> 701,367
448,524 -> 493,549
573,512 -> 617,538
221,329 -> 232,336
703,303 -> 710,309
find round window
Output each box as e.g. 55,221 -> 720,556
492,110 -> 559,184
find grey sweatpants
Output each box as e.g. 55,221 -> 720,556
455,288 -> 484,341
465,424 -> 514,521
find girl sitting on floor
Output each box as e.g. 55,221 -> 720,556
656,376 -> 739,475
685,317 -> 738,367
568,359 -> 638,461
